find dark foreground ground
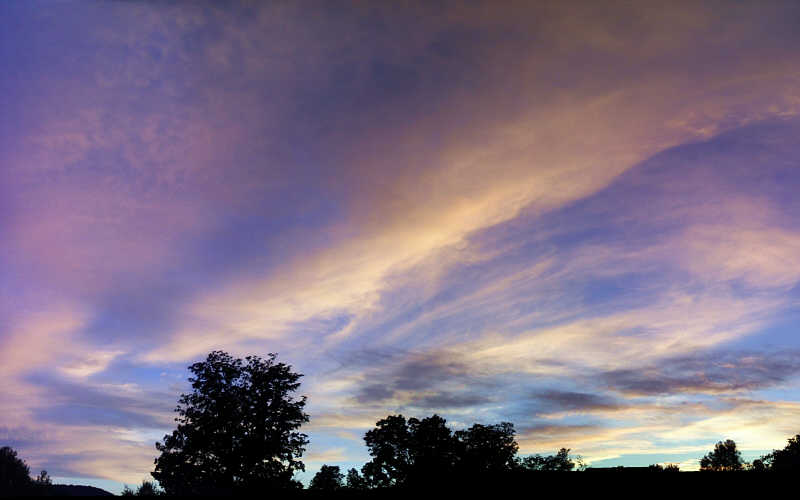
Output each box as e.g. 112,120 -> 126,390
6,472 -> 796,497
3,484 -> 114,496
301,474 -> 800,499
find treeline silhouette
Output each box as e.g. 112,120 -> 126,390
4,350 -> 800,496
0,446 -> 111,496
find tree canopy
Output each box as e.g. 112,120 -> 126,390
758,434 -> 800,471
122,480 -> 163,496
345,467 -> 368,490
151,350 -> 309,494
361,414 -> 414,488
455,422 -> 519,476
360,414 -> 521,488
0,446 -> 32,493
519,448 -> 578,471
309,465 -> 344,491
700,439 -> 744,471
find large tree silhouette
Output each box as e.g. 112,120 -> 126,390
761,434 -> 800,471
407,414 -> 459,484
152,351 -> 309,494
700,439 -> 744,471
362,414 -> 413,488
0,446 -> 32,493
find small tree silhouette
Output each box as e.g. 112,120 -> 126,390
700,439 -> 744,471
518,448 -> 576,471
136,480 -> 162,496
34,470 -> 52,485
647,463 -> 680,472
309,464 -> 343,491
121,480 -> 164,496
345,467 -> 367,490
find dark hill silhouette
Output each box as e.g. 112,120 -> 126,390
48,484 -> 114,496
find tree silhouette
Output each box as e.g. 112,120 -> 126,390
761,434 -> 800,471
151,351 -> 309,494
0,446 -> 32,493
121,480 -> 163,496
700,439 -> 744,471
454,422 -> 518,475
361,414 -> 520,488
407,415 -> 459,485
345,467 -> 367,490
309,465 -> 343,491
34,470 -> 52,485
519,448 -> 576,471
647,463 -> 680,472
137,480 -> 163,496
362,414 -> 413,487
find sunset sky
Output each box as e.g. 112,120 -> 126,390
3,0 -> 800,492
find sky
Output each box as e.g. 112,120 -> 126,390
2,0 -> 800,491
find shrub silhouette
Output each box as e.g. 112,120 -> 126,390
151,350 -> 309,494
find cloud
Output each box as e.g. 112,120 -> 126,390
412,392 -> 494,410
304,447 -> 348,465
351,351 -> 476,402
531,390 -> 624,414
4,0 -> 800,486
0,421 -> 162,484
137,3 -> 800,363
0,303 -> 95,427
25,374 -> 176,429
601,350 -> 800,396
